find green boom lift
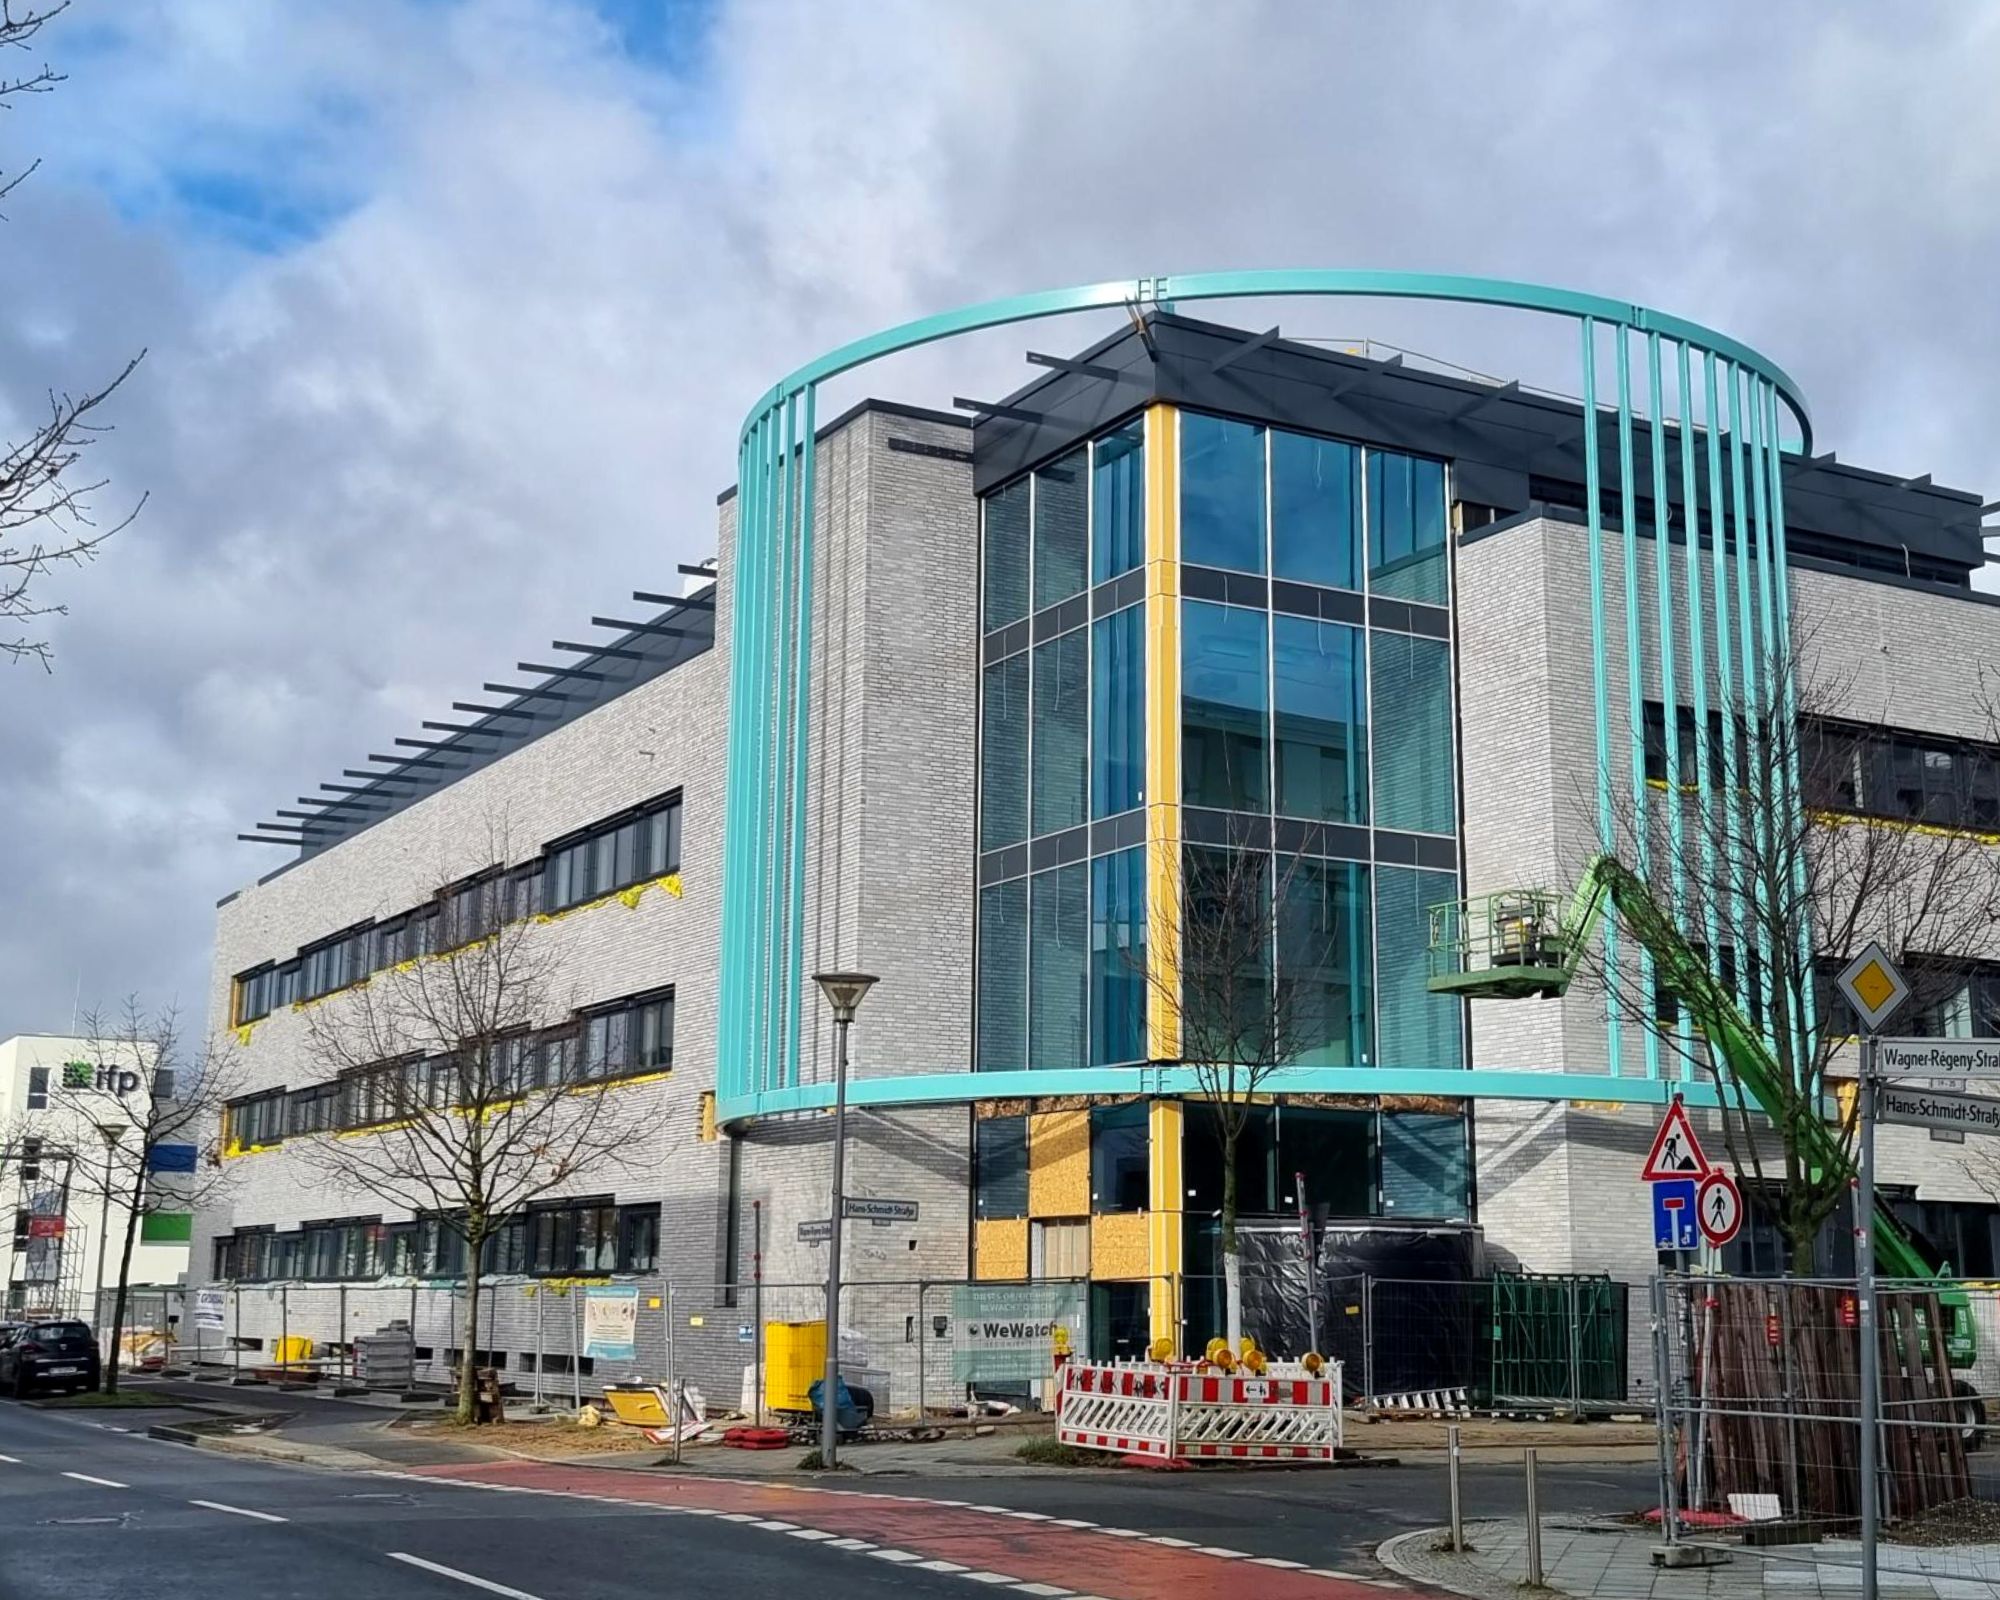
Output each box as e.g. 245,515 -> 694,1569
1427,852 -> 1978,1371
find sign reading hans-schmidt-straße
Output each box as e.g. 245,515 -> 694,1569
1877,1083 -> 2000,1137
1877,1039 -> 2000,1079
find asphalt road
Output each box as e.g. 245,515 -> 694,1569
0,1392 -> 1659,1597
0,1401 -> 976,1600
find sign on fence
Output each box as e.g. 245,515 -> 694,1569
195,1288 -> 226,1331
582,1286 -> 639,1361
949,1281 -> 1085,1382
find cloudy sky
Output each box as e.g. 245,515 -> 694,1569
2,0 -> 1996,1035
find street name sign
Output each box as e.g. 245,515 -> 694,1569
1876,1039 -> 2000,1080
798,1219 -> 833,1243
843,1197 -> 920,1223
1877,1082 -> 2000,1136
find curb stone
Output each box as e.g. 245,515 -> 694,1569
1377,1526 -> 1522,1600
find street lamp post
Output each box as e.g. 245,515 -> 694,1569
812,971 -> 878,1470
92,1122 -> 128,1371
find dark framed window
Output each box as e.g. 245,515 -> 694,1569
619,1204 -> 660,1272
975,1115 -> 1029,1220
1181,412 -> 1267,574
273,960 -> 302,1007
1801,717 -> 2000,831
285,1082 -> 339,1136
528,1196 -> 619,1275
546,794 -> 682,912
234,965 -> 275,1024
1089,1102 -> 1148,1213
1091,418 -> 1145,584
983,476 -> 1031,632
508,863 -> 545,921
437,869 -> 503,952
1182,600 -> 1268,812
1032,447 -> 1088,610
19,1138 -> 40,1182
578,989 -> 674,1082
337,1061 -> 420,1130
300,922 -> 373,1002
25,1067 -> 47,1111
383,1221 -> 419,1277
226,1089 -> 287,1149
298,1217 -> 382,1281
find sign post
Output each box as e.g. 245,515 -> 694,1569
1835,940 -> 1912,1600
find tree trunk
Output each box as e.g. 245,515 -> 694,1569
1221,1135 -> 1242,1352
457,1261 -> 483,1425
104,1186 -> 145,1396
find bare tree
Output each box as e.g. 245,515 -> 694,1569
1581,621 -> 2000,1272
1137,833 -> 1336,1350
294,869 -> 649,1423
18,1000 -> 244,1392
1,1 -> 146,669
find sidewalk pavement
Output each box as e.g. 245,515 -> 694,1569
1380,1518 -> 2000,1600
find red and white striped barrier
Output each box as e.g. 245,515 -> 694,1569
1056,1360 -> 1344,1463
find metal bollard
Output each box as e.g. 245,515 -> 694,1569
1447,1424 -> 1465,1552
1524,1447 -> 1544,1586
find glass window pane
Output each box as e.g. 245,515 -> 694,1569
980,653 -> 1029,850
1181,600 -> 1268,813
1279,858 -> 1372,1067
1031,630 -> 1087,836
1367,451 -> 1448,605
1091,419 -> 1145,584
1271,430 -> 1358,588
1028,862 -> 1088,1071
1090,1102 -> 1149,1213
1278,1105 -> 1374,1217
1032,449 -> 1087,610
1091,605 -> 1145,819
977,881 -> 1027,1071
1376,866 -> 1464,1069
1381,1111 -> 1469,1220
983,478 -> 1030,630
1180,413 -> 1266,573
1370,632 -> 1454,833
1272,616 -> 1367,823
975,1115 -> 1029,1220
1090,847 -> 1147,1067
1181,846 -> 1271,1060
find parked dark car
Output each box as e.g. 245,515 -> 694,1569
0,1320 -> 102,1396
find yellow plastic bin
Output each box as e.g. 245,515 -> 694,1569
764,1320 -> 826,1415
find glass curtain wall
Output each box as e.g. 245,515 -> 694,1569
1177,411 -> 1463,1073
978,417 -> 1148,1070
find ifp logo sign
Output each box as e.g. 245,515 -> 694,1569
60,1060 -> 142,1096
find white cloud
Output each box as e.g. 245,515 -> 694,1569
2,0 -> 1998,1028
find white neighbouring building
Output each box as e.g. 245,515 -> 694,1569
189,277 -> 2000,1407
1,1033 -> 188,1320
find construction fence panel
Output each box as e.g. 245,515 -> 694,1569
1655,1274 -> 2000,1589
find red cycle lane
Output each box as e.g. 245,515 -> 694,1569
404,1460 -> 1413,1600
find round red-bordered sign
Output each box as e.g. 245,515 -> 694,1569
1696,1170 -> 1743,1247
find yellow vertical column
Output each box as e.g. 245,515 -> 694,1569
1146,1098 -> 1183,1352
1142,403 -> 1184,1354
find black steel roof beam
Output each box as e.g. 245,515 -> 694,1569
367,753 -> 460,770
482,682 -> 580,701
419,720 -> 488,734
1025,350 -> 1123,382
633,589 -> 714,609
1447,379 -> 1521,422
552,640 -> 647,662
238,834 -> 311,846
394,736 -> 494,752
342,768 -> 435,786
1205,325 -> 1281,378
677,563 -> 715,579
590,617 -> 695,636
953,396 -> 1044,424
300,795 -> 389,813
516,662 -> 608,681
451,702 -> 548,721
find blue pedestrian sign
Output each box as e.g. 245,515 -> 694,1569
1653,1178 -> 1699,1251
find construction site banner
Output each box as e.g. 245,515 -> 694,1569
949,1281 -> 1085,1382
582,1286 -> 639,1361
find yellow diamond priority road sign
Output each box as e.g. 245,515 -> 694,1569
1836,941 -> 1910,1033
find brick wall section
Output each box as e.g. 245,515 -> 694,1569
194,405 -> 978,1408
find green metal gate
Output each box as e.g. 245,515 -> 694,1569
1487,1272 -> 1628,1409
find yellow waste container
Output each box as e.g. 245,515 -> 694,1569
272,1335 -> 313,1368
764,1320 -> 826,1414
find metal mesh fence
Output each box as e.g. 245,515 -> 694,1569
168,1274 -> 1090,1422
1655,1274 -> 2000,1591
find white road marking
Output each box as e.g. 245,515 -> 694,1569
1009,1585 -> 1075,1598
824,1538 -> 874,1550
914,1560 -> 969,1573
867,1549 -> 923,1563
1096,1528 -> 1146,1538
1195,1545 -> 1250,1558
387,1553 -> 547,1600
1050,1518 -> 1095,1528
190,1500 -> 288,1524
60,1472 -> 127,1488
0,1454 -> 19,1464
785,1528 -> 835,1540
1250,1556 -> 1310,1569
956,1575 -> 1022,1587
751,1520 -> 799,1531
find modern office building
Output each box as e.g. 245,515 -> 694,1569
195,274 -> 2000,1399
2,1032 -> 187,1318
